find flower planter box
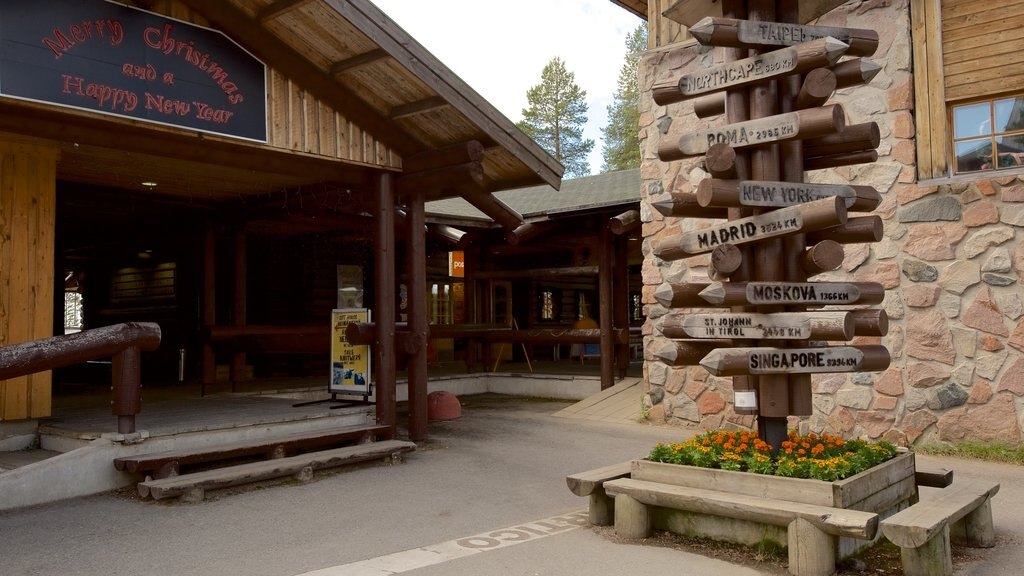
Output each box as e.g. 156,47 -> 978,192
631,450 -> 916,558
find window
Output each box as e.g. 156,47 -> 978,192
538,288 -> 559,322
630,292 -> 644,323
952,95 -> 1024,174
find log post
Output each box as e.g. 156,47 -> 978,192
230,228 -> 247,389
599,225 -> 615,389
201,220 -> 217,394
406,189 -> 428,442
375,172 -> 397,434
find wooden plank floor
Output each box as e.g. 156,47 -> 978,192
552,378 -> 642,424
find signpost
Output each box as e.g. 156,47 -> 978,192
649,6 -> 890,449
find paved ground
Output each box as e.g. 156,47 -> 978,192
0,394 -> 1021,576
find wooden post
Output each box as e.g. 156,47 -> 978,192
406,189 -> 428,442
599,225 -> 615,389
788,517 -> 837,576
375,172 -> 397,434
464,246 -> 479,372
201,221 -> 217,393
614,494 -> 651,539
230,228 -> 247,389
614,233 -> 630,378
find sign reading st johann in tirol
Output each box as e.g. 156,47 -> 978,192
0,0 -> 267,142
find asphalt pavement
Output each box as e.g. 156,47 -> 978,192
0,394 -> 1021,576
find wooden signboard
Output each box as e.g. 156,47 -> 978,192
662,311 -> 854,340
668,104 -> 843,158
689,17 -> 879,57
656,196 -> 845,258
699,345 -> 891,376
698,281 -> 885,306
697,179 -> 881,211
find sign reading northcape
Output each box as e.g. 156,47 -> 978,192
699,345 -> 891,376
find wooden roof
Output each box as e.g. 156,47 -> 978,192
0,0 -> 562,207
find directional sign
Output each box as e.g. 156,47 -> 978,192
699,345 -> 890,376
664,311 -> 853,340
739,181 -> 859,207
666,196 -> 844,257
697,281 -> 883,306
680,112 -> 801,155
737,21 -> 875,55
679,48 -> 799,97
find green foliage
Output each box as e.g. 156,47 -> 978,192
915,441 -> 1024,465
648,430 -> 899,482
516,57 -> 595,178
601,23 -> 647,173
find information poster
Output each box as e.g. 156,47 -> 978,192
330,308 -> 371,396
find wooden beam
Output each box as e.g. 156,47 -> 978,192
258,0 -> 317,23
403,141 -> 485,174
390,96 -> 451,120
330,48 -> 389,76
173,0 -> 422,156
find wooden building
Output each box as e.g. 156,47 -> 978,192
425,168 -> 645,378
0,0 -> 565,442
621,0 -> 1024,443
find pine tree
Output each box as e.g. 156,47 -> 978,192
601,24 -> 648,173
516,57 -> 595,178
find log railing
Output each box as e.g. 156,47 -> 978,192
0,322 -> 161,434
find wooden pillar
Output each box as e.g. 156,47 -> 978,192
375,172 -> 397,434
722,0 -> 758,417
599,225 -> 615,390
463,246 -> 479,372
0,137 -> 58,421
614,234 -> 630,378
201,220 -> 217,392
230,227 -> 247,388
405,190 -> 428,442
747,0 -> 788,449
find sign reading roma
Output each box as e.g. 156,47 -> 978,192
0,0 -> 267,142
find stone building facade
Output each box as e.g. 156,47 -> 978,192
637,0 -> 1024,445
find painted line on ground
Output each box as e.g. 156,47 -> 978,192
293,509 -> 589,576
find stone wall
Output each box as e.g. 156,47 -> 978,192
638,0 -> 1024,445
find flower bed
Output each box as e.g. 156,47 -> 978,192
648,430 -> 899,481
638,430 -> 913,558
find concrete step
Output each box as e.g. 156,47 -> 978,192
137,439 -> 416,501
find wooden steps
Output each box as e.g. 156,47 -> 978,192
114,424 -> 414,502
114,423 -> 391,479
137,440 -> 416,501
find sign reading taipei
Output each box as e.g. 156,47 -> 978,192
0,0 -> 267,142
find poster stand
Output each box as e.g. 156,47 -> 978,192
294,308 -> 374,409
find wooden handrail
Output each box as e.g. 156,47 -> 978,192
0,322 -> 161,434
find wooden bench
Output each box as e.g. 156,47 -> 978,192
880,480 -> 999,576
565,461 -> 632,525
603,477 -> 879,576
137,439 -> 415,501
114,424 -> 390,479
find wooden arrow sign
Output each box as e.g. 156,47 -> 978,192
660,105 -> 844,160
700,345 -> 891,376
697,179 -> 881,211
654,196 -> 846,259
698,281 -> 885,306
690,17 -> 879,57
661,311 -> 854,340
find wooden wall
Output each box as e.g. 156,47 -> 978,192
941,0 -> 1024,102
0,138 -> 58,420
647,0 -> 692,48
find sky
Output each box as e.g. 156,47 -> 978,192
371,0 -> 643,175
